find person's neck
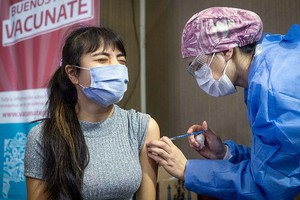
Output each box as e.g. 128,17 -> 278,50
234,52 -> 253,88
76,102 -> 114,123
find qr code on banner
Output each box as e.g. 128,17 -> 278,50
2,132 -> 26,198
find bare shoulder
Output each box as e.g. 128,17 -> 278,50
145,117 -> 160,141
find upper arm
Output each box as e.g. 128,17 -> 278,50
25,124 -> 48,199
26,177 -> 48,200
135,117 -> 160,200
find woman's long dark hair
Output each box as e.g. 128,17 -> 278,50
42,26 -> 126,200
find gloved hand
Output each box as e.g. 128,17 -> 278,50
187,121 -> 226,160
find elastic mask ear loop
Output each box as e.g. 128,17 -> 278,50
222,59 -> 230,75
73,65 -> 90,71
208,53 -> 215,67
72,65 -> 90,88
78,83 -> 88,89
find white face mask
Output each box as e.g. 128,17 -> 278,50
194,55 -> 236,97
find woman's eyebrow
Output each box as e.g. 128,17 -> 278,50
117,53 -> 126,57
91,52 -> 107,57
90,52 -> 125,57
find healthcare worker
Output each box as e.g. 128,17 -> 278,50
147,7 -> 300,200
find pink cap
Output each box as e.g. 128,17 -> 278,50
181,7 -> 263,58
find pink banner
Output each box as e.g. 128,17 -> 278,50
0,1 -> 99,198
1,0 -> 99,91
0,0 -> 99,123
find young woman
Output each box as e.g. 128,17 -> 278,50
25,26 -> 160,200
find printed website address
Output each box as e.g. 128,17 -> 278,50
2,110 -> 46,118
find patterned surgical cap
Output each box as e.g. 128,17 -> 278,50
181,7 -> 263,58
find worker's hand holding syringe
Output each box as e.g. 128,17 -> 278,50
146,120 -> 227,180
187,121 -> 227,160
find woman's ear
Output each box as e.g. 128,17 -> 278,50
65,65 -> 79,84
222,48 -> 234,62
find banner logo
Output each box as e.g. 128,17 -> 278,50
2,0 -> 94,46
3,132 -> 27,198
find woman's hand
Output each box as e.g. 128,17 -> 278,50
147,137 -> 187,180
187,121 -> 226,160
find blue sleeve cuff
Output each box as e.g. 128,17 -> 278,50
223,144 -> 232,160
224,140 -> 251,163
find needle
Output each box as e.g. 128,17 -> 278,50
169,130 -> 205,141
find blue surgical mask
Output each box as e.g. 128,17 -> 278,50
74,64 -> 129,107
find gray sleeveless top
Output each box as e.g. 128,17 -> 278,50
24,105 -> 150,200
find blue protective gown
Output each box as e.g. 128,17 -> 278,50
184,24 -> 300,200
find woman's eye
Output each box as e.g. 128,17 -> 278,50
98,58 -> 109,63
118,60 -> 127,65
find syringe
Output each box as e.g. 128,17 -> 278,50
169,130 -> 205,141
